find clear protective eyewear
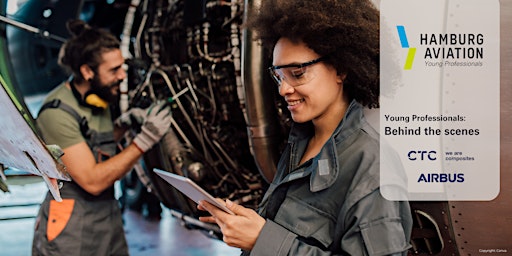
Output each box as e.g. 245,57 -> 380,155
268,56 -> 326,87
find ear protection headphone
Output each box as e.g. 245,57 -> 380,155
69,76 -> 109,111
84,92 -> 108,109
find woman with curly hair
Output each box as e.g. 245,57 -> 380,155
198,0 -> 412,255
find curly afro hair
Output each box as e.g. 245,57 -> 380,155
246,0 -> 380,108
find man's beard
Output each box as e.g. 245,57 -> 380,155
88,75 -> 121,104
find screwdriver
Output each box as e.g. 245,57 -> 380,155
147,87 -> 190,114
167,87 -> 190,103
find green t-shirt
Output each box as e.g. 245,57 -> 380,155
37,82 -> 114,150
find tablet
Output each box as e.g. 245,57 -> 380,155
153,168 -> 234,215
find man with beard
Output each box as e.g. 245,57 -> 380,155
32,19 -> 172,256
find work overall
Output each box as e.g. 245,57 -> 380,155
32,101 -> 129,256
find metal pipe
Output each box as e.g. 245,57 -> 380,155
0,15 -> 66,43
241,0 -> 281,183
119,0 -> 141,113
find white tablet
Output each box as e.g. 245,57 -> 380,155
153,168 -> 234,215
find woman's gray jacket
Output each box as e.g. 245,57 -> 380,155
249,100 -> 412,256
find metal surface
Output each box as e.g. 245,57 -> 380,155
409,202 -> 459,255
409,1 -> 512,255
446,1 -> 512,254
0,80 -> 68,201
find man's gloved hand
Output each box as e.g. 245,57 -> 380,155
114,107 -> 147,128
133,101 -> 172,153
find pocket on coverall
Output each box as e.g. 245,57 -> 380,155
360,217 -> 408,255
47,199 -> 75,241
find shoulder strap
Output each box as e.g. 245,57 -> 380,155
38,99 -> 91,138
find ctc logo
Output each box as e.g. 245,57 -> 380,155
408,150 -> 437,161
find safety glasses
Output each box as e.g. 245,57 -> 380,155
268,56 -> 325,87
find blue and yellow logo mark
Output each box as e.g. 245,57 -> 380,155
396,25 -> 416,70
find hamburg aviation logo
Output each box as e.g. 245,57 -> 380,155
396,25 -> 416,70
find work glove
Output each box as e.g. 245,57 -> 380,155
114,107 -> 147,128
133,101 -> 172,153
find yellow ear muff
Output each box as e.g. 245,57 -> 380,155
85,94 -> 108,109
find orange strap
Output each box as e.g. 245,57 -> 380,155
47,199 -> 75,242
